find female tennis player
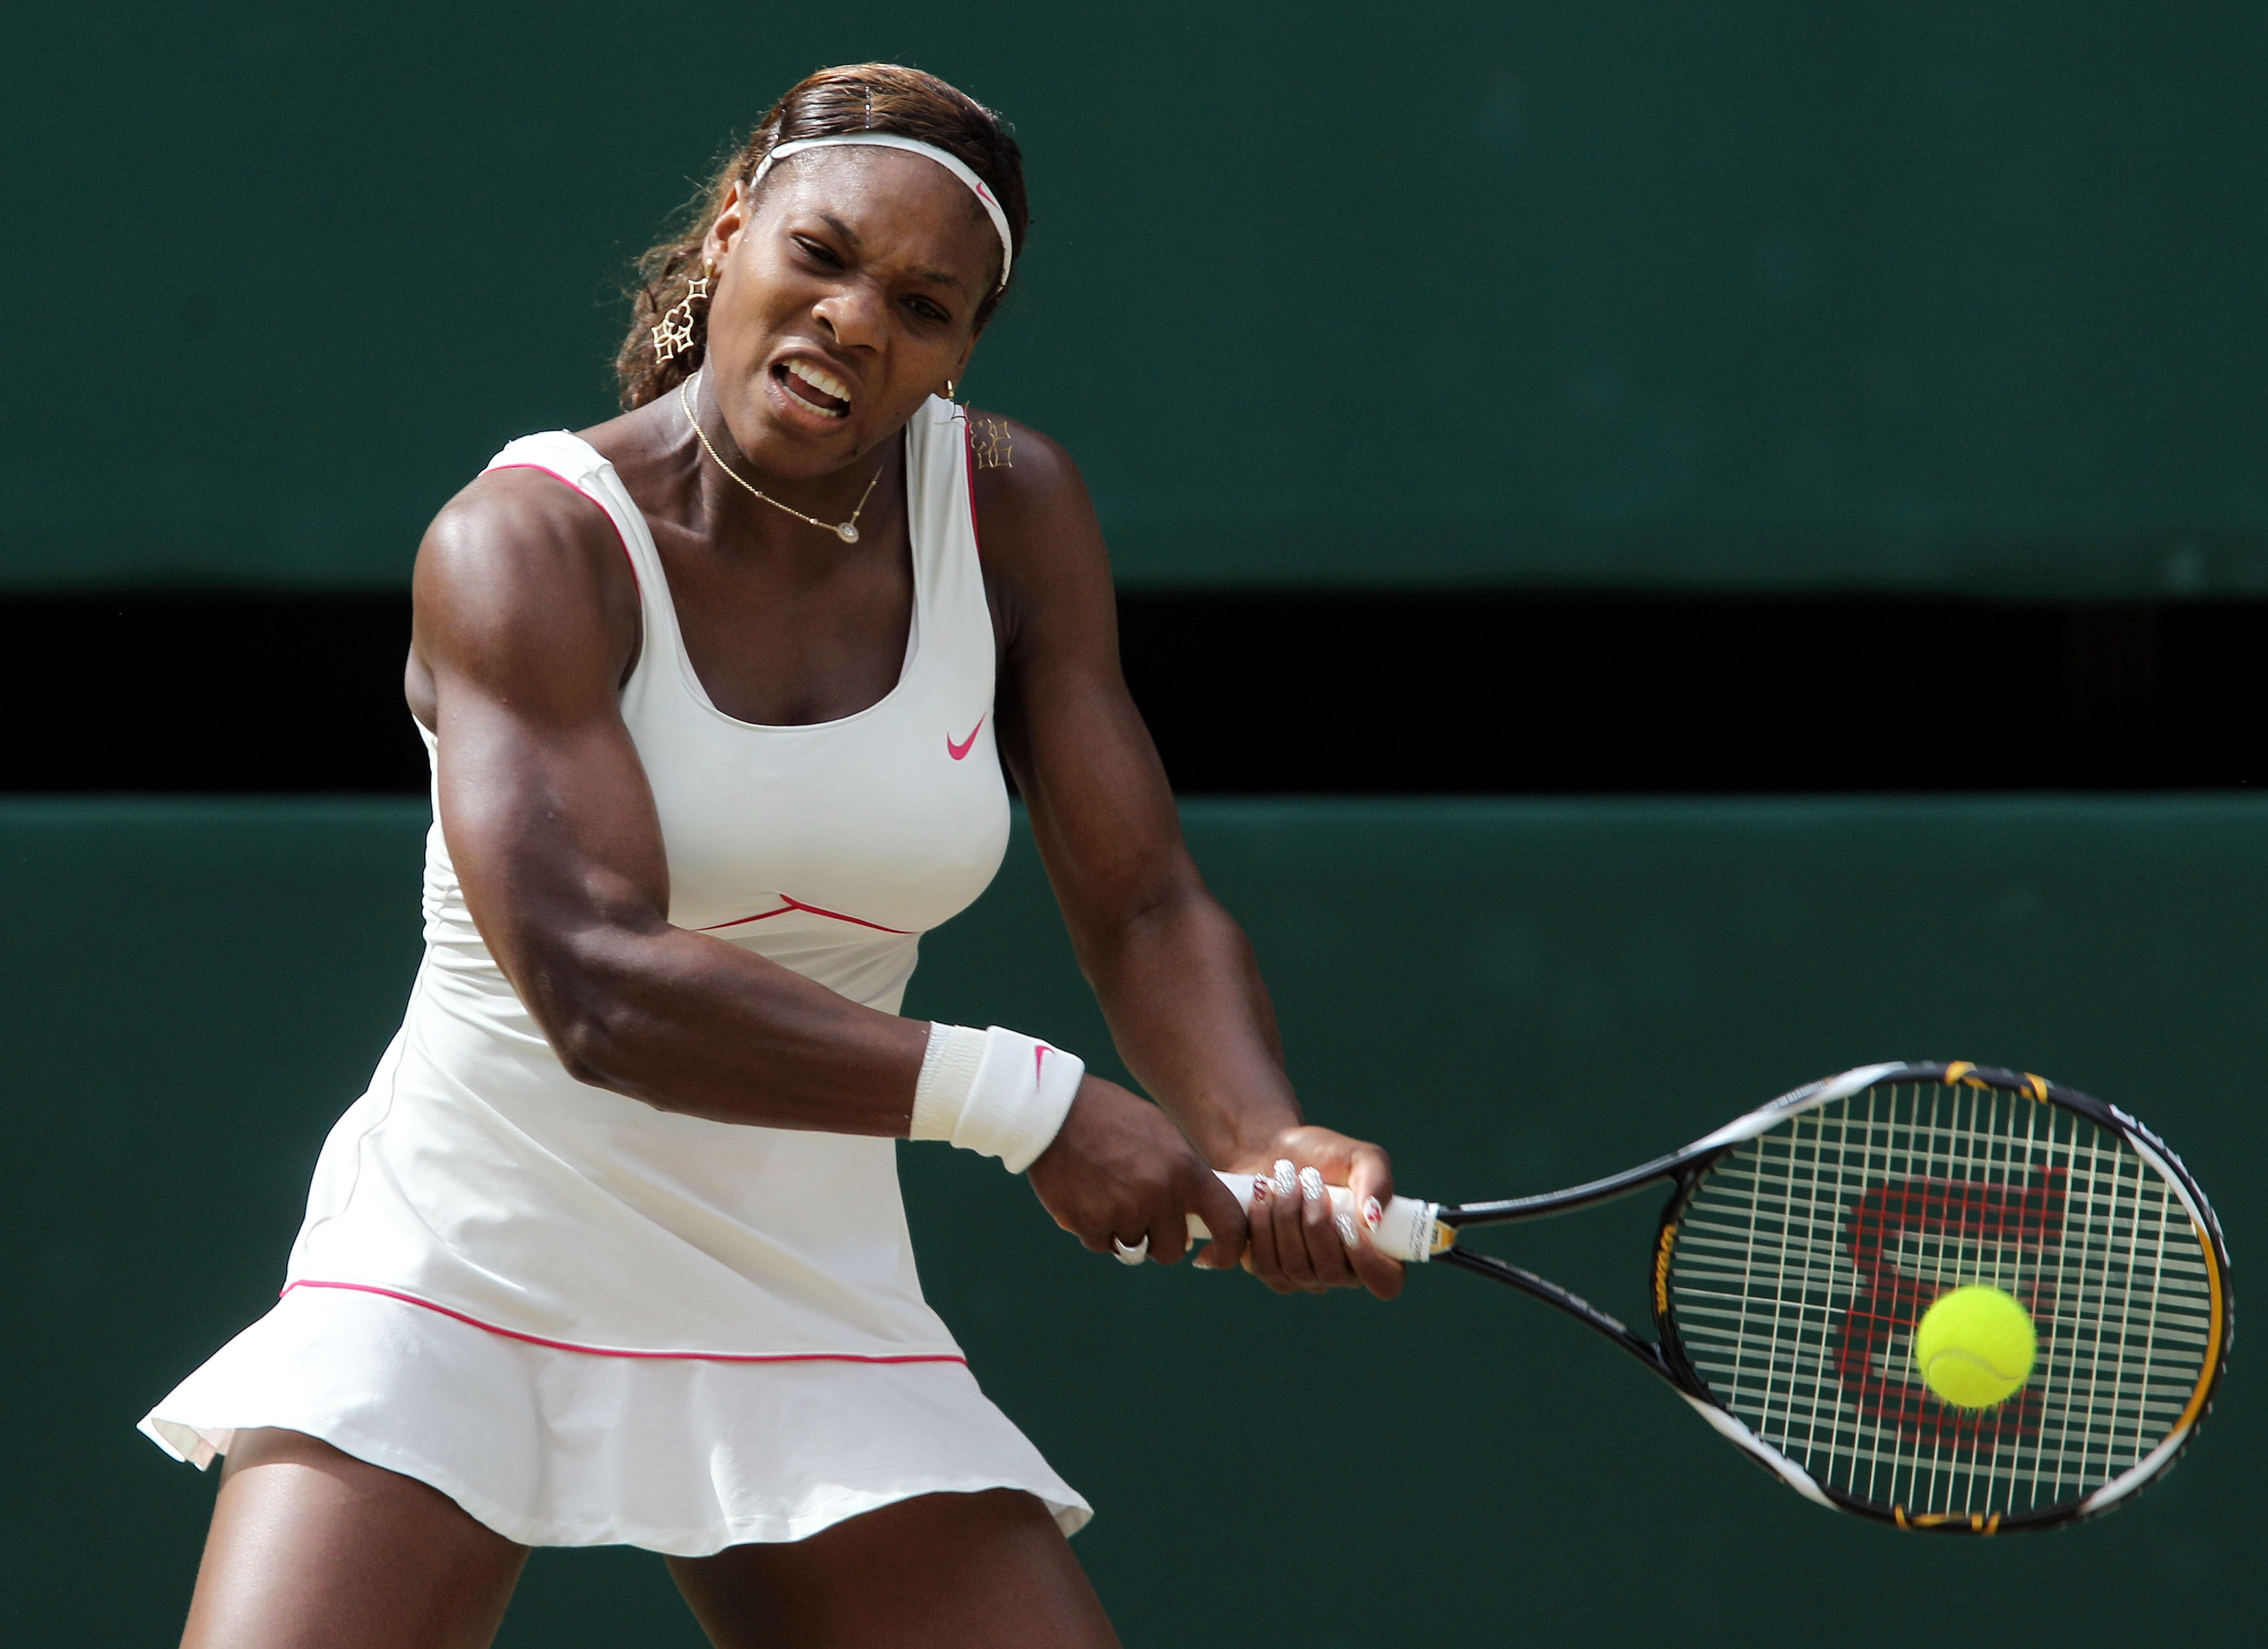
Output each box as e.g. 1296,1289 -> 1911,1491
140,62 -> 1402,1648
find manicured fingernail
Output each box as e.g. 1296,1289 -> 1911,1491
1273,1159 -> 1298,1198
1298,1166 -> 1324,1203
1363,1195 -> 1383,1228
1336,1212 -> 1360,1249
1250,1175 -> 1271,1204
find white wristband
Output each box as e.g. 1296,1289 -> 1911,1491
910,1023 -> 1084,1173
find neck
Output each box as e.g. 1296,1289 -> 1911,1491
683,371 -> 892,538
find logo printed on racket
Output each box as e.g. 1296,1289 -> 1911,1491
1171,1062 -> 2228,1534
1834,1170 -> 2065,1451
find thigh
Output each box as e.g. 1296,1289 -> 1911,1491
666,1489 -> 1118,1649
179,1427 -> 529,1649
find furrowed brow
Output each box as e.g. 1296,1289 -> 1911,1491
814,211 -> 866,251
809,210 -> 968,293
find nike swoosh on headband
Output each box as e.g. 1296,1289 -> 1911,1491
752,135 -> 1015,292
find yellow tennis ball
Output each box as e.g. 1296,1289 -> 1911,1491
1912,1284 -> 2036,1408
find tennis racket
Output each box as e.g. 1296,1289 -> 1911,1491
1191,1061 -> 2232,1533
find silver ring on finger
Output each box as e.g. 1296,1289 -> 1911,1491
1111,1234 -> 1150,1266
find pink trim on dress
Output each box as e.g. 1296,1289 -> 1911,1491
961,422 -> 983,557
699,895 -> 914,936
486,462 -> 640,588
282,1280 -> 967,1366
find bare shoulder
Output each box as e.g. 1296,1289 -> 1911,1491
418,466 -> 627,597
966,413 -> 1091,530
412,465 -> 640,689
964,411 -> 1111,630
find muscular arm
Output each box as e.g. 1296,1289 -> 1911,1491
404,448 -> 1365,1287
980,426 -> 1400,1294
978,434 -> 1300,1168
409,468 -> 929,1133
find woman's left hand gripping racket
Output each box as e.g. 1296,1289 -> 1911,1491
1192,1061 -> 2232,1533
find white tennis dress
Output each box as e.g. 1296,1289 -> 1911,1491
141,397 -> 1091,1552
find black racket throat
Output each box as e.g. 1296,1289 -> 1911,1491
1436,1148 -> 1696,1232
1436,1244 -> 1676,1381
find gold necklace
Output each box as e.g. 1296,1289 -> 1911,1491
680,375 -> 883,544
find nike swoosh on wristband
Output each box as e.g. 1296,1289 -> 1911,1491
947,716 -> 985,760
1035,1045 -> 1051,1086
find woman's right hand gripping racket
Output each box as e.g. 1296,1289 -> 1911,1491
1192,1061 -> 2232,1534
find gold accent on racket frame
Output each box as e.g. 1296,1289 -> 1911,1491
1894,1507 -> 2002,1534
2174,1217 -> 2227,1438
1662,1066 -> 2228,1532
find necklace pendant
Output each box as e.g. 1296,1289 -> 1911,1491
836,522 -> 860,544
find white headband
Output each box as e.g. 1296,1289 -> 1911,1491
749,134 -> 1014,293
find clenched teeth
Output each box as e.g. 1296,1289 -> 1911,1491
785,358 -> 852,413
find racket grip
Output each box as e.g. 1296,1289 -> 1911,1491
1188,1169 -> 1442,1263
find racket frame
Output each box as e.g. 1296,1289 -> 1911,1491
1425,1060 -> 2233,1533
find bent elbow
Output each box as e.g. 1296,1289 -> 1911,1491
540,988 -> 644,1093
544,997 -> 689,1118
551,1029 -> 613,1090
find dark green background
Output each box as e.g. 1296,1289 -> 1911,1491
5,1 -> 2263,594
8,6 -> 2261,1641
7,798 -> 2257,1646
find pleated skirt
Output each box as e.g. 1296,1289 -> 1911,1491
139,1285 -> 1089,1555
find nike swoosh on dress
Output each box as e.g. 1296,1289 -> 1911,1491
947,717 -> 985,761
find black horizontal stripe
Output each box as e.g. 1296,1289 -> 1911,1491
4,591 -> 2260,794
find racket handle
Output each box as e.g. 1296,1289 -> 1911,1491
1188,1169 -> 1443,1263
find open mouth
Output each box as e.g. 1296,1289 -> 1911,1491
776,358 -> 851,419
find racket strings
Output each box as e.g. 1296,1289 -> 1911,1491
1666,1081 -> 2214,1520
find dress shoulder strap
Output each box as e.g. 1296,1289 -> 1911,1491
478,430 -> 677,667
484,430 -> 614,490
901,397 -> 989,671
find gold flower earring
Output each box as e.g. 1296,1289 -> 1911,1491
652,264 -> 714,363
